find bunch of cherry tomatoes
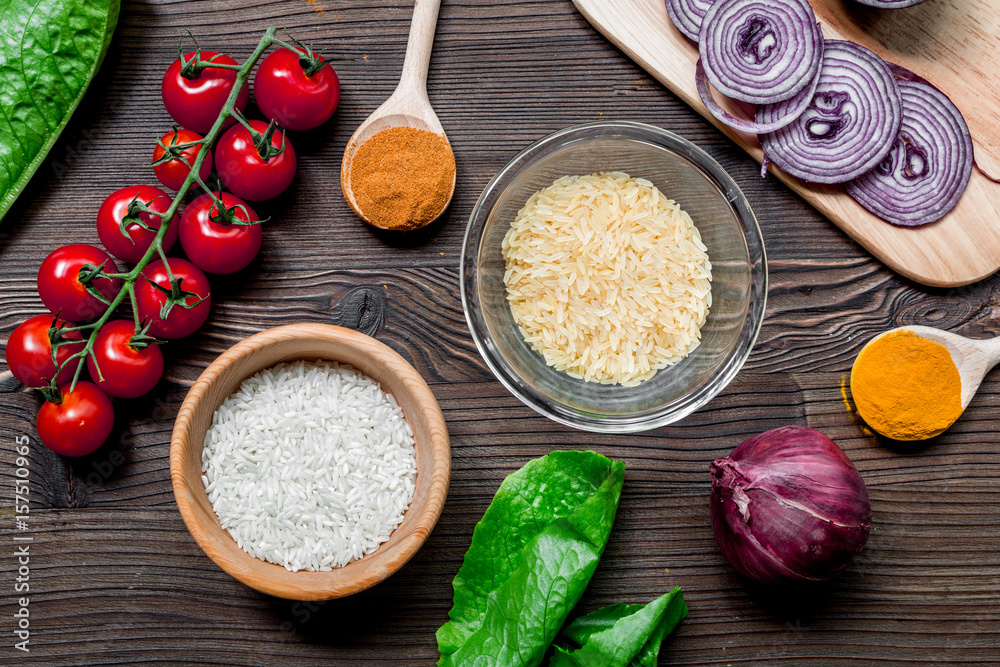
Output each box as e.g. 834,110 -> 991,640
5,35 -> 340,457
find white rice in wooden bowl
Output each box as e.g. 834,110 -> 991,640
201,360 -> 417,572
501,172 -> 712,385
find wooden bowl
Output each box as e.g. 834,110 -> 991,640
169,323 -> 450,600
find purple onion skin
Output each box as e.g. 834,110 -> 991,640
710,426 -> 872,585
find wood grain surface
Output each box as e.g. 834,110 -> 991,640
1,0 -> 998,664
573,0 -> 1000,288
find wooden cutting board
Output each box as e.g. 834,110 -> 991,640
572,0 -> 1000,288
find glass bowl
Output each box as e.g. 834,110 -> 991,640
461,121 -> 767,433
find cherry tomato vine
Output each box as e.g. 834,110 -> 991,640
9,27 -> 342,456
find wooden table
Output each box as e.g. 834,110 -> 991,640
1,1 -> 997,664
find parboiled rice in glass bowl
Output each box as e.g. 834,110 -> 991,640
461,121 -> 767,433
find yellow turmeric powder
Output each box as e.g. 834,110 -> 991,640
850,330 -> 963,440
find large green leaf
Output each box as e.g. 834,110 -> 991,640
549,588 -> 688,667
437,451 -> 625,667
0,0 -> 120,222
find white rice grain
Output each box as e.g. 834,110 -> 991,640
201,360 -> 417,572
502,173 -> 712,385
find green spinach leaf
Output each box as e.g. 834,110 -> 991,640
549,588 -> 688,667
437,451 -> 625,667
0,0 -> 120,222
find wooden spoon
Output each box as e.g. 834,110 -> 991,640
853,325 -> 1000,437
340,0 -> 455,230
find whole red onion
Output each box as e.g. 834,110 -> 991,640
710,426 -> 872,584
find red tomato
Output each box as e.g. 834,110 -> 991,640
87,320 -> 164,399
152,128 -> 213,191
38,245 -> 121,322
254,47 -> 340,131
179,192 -> 262,274
37,381 -> 114,457
215,120 -> 297,201
161,51 -> 250,134
96,185 -> 176,264
135,258 -> 212,339
5,315 -> 84,388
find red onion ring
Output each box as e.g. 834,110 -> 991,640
883,62 -> 1000,184
758,41 -> 902,184
696,44 -> 822,134
884,61 -> 933,87
844,80 -> 973,227
851,0 -> 927,7
665,0 -> 716,42
698,0 -> 822,105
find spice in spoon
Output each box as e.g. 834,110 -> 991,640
348,126 -> 455,231
850,330 -> 963,440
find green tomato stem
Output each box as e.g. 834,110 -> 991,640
48,27 -> 279,398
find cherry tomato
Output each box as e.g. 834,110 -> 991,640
5,315 -> 84,388
87,320 -> 164,399
179,193 -> 262,274
161,51 -> 249,134
254,47 -> 340,131
37,381 -> 114,457
96,185 -> 176,264
152,129 -> 213,192
38,245 -> 121,322
215,120 -> 297,201
135,258 -> 212,339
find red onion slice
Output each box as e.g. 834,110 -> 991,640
758,41 -> 902,184
884,62 -> 998,184
665,0 -> 716,42
885,61 -> 933,87
844,80 -> 973,226
852,0 -> 927,7
696,48 -> 822,134
698,0 -> 822,105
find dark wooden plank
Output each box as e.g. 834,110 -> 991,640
0,0 -> 998,664
4,259 -> 1000,382
6,363 -> 998,508
0,491 -> 997,665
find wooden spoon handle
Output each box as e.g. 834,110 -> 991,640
398,0 -> 443,100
